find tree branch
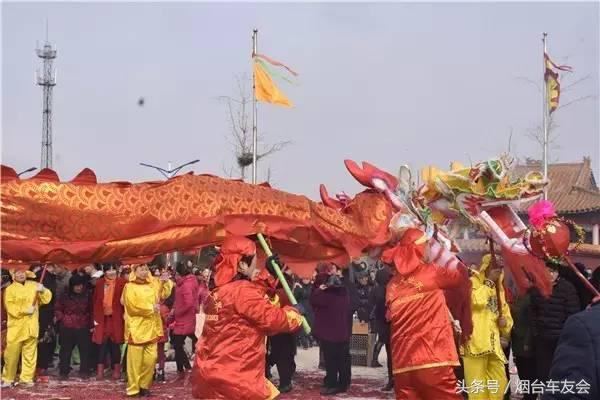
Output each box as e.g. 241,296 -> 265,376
258,140 -> 292,159
562,74 -> 591,93
556,95 -> 596,112
219,74 -> 292,181
514,76 -> 542,93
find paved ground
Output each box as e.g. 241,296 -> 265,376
2,345 -> 528,400
1,346 -> 394,400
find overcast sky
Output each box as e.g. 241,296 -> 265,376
2,2 -> 599,199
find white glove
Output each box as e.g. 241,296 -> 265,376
24,306 -> 35,315
452,319 -> 462,336
36,283 -> 45,292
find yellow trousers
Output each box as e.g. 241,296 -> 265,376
1,337 -> 37,383
126,343 -> 157,396
463,355 -> 508,400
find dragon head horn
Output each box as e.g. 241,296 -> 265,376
319,184 -> 343,209
344,160 -> 372,187
344,160 -> 398,191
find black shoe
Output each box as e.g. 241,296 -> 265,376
382,381 -> 394,391
337,386 -> 349,393
320,387 -> 339,396
58,374 -> 69,381
156,369 -> 165,383
78,371 -> 91,380
139,388 -> 151,397
278,383 -> 293,393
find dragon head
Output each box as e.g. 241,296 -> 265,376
420,154 -> 548,226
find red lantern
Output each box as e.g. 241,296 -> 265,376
529,218 -> 571,259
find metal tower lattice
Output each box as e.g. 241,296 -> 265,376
36,39 -> 57,169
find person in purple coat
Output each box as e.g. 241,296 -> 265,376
310,263 -> 351,396
171,262 -> 200,374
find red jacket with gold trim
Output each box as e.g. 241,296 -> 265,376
191,278 -> 302,399
386,262 -> 463,374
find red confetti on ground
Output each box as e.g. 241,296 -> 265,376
1,370 -> 394,400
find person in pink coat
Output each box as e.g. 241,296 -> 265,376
171,262 -> 200,375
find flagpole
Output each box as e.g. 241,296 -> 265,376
542,32 -> 549,200
252,29 -> 258,185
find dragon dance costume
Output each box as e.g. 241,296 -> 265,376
122,265 -> 173,397
191,236 -> 303,400
461,254 -> 513,400
1,270 -> 52,385
382,228 -> 463,400
1,159 -> 569,398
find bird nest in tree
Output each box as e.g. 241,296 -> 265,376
237,152 -> 254,168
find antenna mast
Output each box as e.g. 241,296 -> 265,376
36,20 -> 57,169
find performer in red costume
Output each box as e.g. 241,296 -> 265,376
191,236 -> 303,400
383,228 -> 464,400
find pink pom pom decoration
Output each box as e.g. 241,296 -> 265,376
528,200 -> 557,229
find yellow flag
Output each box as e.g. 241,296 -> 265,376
544,53 -> 572,114
253,61 -> 292,107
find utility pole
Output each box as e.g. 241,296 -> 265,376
36,21 -> 57,169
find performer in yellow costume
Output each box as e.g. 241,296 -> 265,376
122,264 -> 173,397
1,269 -> 52,387
461,254 -> 513,400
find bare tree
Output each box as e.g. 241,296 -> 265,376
218,75 -> 291,182
515,72 -> 597,162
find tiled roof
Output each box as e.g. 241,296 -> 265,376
513,157 -> 600,214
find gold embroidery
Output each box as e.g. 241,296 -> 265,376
268,294 -> 280,308
284,309 -> 303,327
209,292 -> 223,313
391,276 -> 425,292
265,378 -> 280,400
205,314 -> 219,321
390,293 -> 426,308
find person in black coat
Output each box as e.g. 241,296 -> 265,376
33,265 -> 58,376
369,266 -> 393,391
293,277 -> 314,349
542,299 -> 600,400
591,267 -> 600,292
530,264 -> 580,383
341,265 -> 359,387
561,263 -> 593,310
510,287 -> 537,400
267,267 -> 298,394
355,271 -> 373,323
